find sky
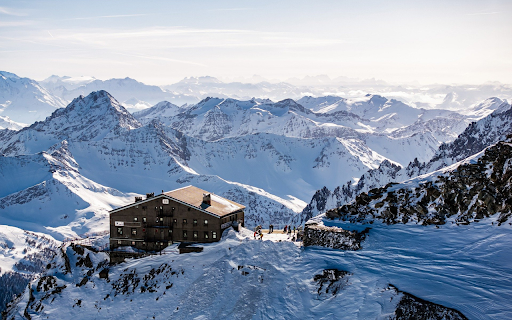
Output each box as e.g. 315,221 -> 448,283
0,0 -> 511,86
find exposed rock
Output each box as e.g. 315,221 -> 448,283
326,141 -> 512,226
388,284 -> 468,320
313,269 -> 351,297
303,223 -> 370,250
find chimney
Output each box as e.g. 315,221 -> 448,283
135,196 -> 143,202
146,192 -> 154,199
202,193 -> 211,206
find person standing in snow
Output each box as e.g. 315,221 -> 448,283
284,225 -> 287,233
293,226 -> 296,234
260,232 -> 263,240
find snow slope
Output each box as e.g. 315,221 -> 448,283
0,71 -> 66,124
4,223 -> 511,319
0,116 -> 26,130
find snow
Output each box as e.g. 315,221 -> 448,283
0,225 -> 59,275
0,116 -> 26,130
6,222 -> 512,319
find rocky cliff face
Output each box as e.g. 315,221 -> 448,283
326,140 -> 512,226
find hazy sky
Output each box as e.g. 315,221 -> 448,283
1,0 -> 511,85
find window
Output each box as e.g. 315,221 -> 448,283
155,218 -> 159,223
134,217 -> 138,222
183,230 -> 188,238
193,219 -> 198,226
172,207 -> 175,212
173,218 -> 177,224
160,217 -> 164,222
131,241 -> 135,245
183,219 -> 187,224
212,231 -> 217,239
135,205 -> 139,209
162,199 -> 169,204
204,219 -> 208,226
193,231 -> 198,239
168,229 -> 173,235
142,241 -> 146,245
204,232 -> 209,239
188,207 -> 191,211
142,217 -> 146,223
117,227 -> 123,235
131,228 -> 137,235
117,240 -> 122,245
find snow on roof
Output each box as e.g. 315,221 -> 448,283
164,186 -> 245,217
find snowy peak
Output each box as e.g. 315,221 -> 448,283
133,100 -> 182,123
0,91 -> 141,156
0,71 -> 66,124
0,115 -> 26,130
47,90 -> 141,131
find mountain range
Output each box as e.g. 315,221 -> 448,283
1,70 -> 512,319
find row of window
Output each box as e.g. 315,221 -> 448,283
223,213 -> 239,223
115,227 -> 217,240
117,240 -> 171,246
117,227 -> 217,239
134,205 -> 193,213
130,217 -> 209,225
182,230 -> 217,239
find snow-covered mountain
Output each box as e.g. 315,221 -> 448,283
0,91 -> 306,239
0,71 -> 66,124
297,98 -> 512,223
163,76 -> 307,102
0,116 -> 26,130
327,139 -> 512,225
137,95 -> 470,167
0,90 -> 141,156
40,76 -> 199,112
1,78 -> 512,319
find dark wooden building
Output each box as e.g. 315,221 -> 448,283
109,186 -> 245,251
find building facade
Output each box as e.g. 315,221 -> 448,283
109,186 -> 245,251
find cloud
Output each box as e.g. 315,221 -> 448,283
0,7 -> 26,16
41,26 -> 343,50
67,14 -> 150,20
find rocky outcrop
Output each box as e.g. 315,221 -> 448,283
313,269 -> 351,297
326,141 -> 512,226
303,223 -> 370,250
388,284 -> 468,320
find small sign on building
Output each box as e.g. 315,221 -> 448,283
115,221 -> 124,226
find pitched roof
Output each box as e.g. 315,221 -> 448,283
164,185 -> 245,217
109,185 -> 244,218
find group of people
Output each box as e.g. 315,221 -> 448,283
252,224 -> 303,241
283,225 -> 297,234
